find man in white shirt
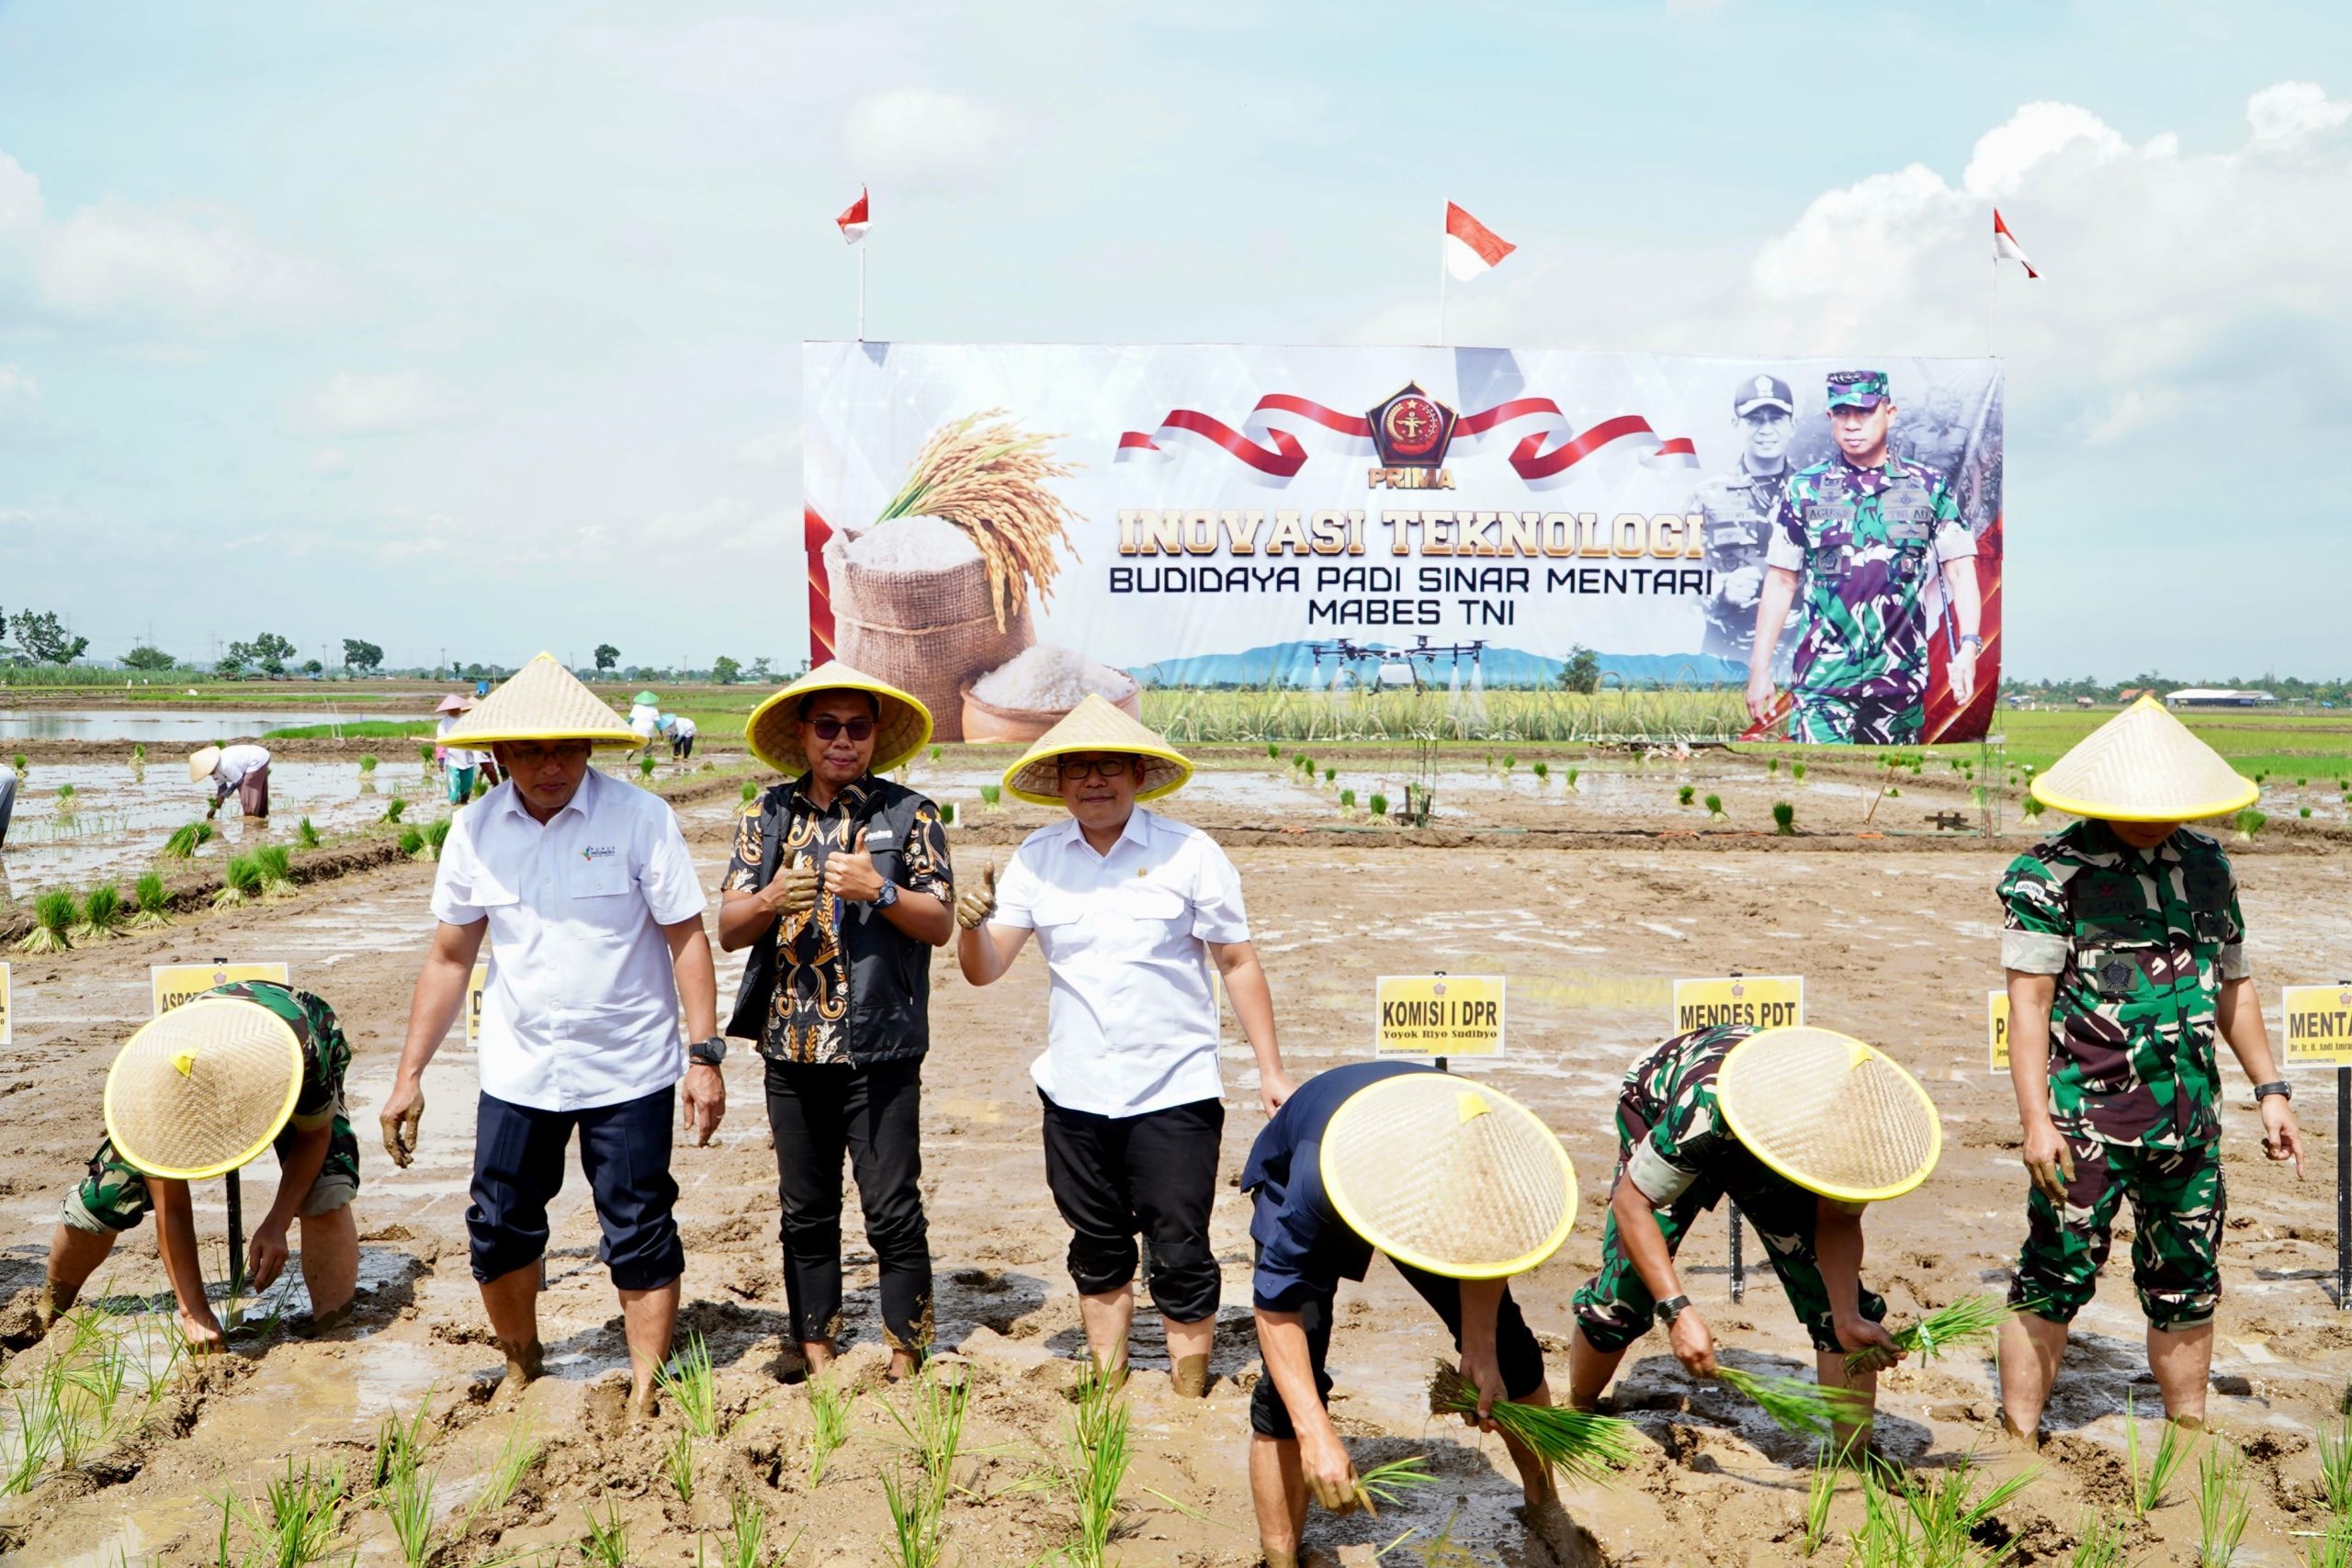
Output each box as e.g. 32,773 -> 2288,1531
957,696 -> 1292,1396
190,742 -> 273,821
379,655 -> 723,1420
659,712 -> 698,761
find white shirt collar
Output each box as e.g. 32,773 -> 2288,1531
1055,804 -> 1153,855
497,763 -> 598,826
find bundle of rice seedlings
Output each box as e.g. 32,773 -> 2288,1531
399,827 -> 426,859
658,1332 -> 723,1440
2308,1521 -> 2352,1568
807,1372 -> 857,1486
580,1496 -> 630,1568
874,408 -> 1082,629
978,784 -> 1001,808
54,782 -> 75,806
740,780 -> 757,804
128,872 -> 173,930
928,744 -> 942,763
1368,791 -> 1388,818
2125,1393 -> 2191,1517
638,755 -> 656,780
2233,807 -> 2266,841
357,754 -> 379,774
938,801 -> 956,827
1565,767 -> 1580,788
2318,1410 -> 2351,1517
1772,801 -> 1796,835
382,795 -> 408,823
1428,1362 -> 1638,1485
1340,787 -> 1356,809
213,855 -> 265,909
1532,761 -> 1549,782
296,817 -> 321,849
18,889 -> 75,952
664,1427 -> 695,1504
71,886 -> 124,942
253,845 -> 298,900
417,742 -> 436,769
1801,1443 -> 1839,1556
1352,1454 -> 1437,1518
2193,1438 -> 2251,1566
1678,784 -> 1695,806
161,819 -> 215,860
1713,1366 -> 1869,1440
1848,1295 -> 2010,1371
10,751 -> 24,777
2068,1511 -> 2125,1567
1792,761 -> 1807,782
422,819 -> 452,862
2022,795 -> 2046,818
1704,792 -> 1726,820
1768,758 -> 1781,774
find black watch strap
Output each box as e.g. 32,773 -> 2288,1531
1654,1294 -> 1690,1325
2253,1080 -> 2291,1102
687,1035 -> 728,1066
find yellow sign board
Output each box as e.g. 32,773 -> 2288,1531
466,963 -> 489,1045
1375,975 -> 1505,1059
0,962 -> 11,1047
150,962 -> 289,1017
2280,984 -> 2352,1070
1669,975 -> 1803,1035
1988,990 -> 2010,1071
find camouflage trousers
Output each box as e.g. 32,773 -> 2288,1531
1573,1174 -> 1886,1354
1790,688 -> 1925,746
62,1116 -> 361,1235
2007,1136 -> 2222,1331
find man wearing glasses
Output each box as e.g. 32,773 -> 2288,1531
723,664 -> 954,1382
382,655 -> 721,1422
957,696 -> 1292,1397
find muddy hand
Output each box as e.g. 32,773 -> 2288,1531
823,828 -> 884,903
1670,1307 -> 1718,1379
771,856 -> 819,919
379,1081 -> 424,1169
1299,1427 -> 1359,1515
2020,1123 -> 2074,1202
956,863 -> 998,931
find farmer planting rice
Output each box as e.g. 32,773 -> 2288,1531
190,740 -> 272,822
1240,1065 -> 1581,1568
40,982 -> 361,1348
380,652 -> 721,1421
721,662 -> 952,1382
658,710 -> 696,761
1566,1023 -> 1943,1457
956,694 -> 1291,1394
1993,696 -> 2303,1442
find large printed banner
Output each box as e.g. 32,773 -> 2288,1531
803,344 -> 2004,744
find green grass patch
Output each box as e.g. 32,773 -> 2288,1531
261,719 -> 437,739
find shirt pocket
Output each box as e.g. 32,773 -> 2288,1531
566,856 -> 633,902
1114,878 -> 1190,931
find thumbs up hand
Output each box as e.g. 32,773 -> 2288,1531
823,826 -> 887,904
767,852 -> 820,919
956,862 -> 998,931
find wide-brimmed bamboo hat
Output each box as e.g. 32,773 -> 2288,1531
435,694 -> 469,715
103,997 -> 304,1180
187,746 -> 222,783
1716,1028 -> 1942,1204
438,653 -> 639,750
2029,695 -> 2257,823
1001,695 -> 1192,806
745,661 -> 933,775
1318,1074 -> 1578,1280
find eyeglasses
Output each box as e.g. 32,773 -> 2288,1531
500,741 -> 591,767
1056,756 -> 1134,781
804,717 -> 876,741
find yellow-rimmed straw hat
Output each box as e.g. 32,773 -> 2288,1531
1001,694 -> 1192,807
2029,695 -> 2257,823
745,660 -> 933,775
438,652 -> 639,750
103,997 -> 304,1180
1319,1074 -> 1578,1280
1715,1027 -> 1941,1204
187,746 -> 222,783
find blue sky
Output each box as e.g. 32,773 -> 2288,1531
3,1 -> 2347,678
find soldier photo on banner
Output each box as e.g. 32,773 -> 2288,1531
1691,373 -> 1799,673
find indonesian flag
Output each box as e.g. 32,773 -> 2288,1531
836,186 -> 870,244
1442,201 -> 1515,281
1993,209 -> 2037,277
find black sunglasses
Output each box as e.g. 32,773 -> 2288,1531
805,716 -> 876,741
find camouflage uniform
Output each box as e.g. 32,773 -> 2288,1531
62,982 -> 359,1234
1695,460 -> 1792,662
1765,371 -> 1973,744
1572,1024 -> 1887,1353
1998,820 -> 2245,1328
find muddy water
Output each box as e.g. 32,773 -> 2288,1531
0,708 -> 391,741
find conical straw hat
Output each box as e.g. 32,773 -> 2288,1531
439,653 -> 639,749
103,996 -> 304,1180
187,746 -> 221,783
634,691 -> 659,707
745,660 -> 933,775
1318,1074 -> 1578,1279
2030,695 -> 2257,822
435,694 -> 469,714
1715,1028 -> 1941,1203
1001,695 -> 1192,806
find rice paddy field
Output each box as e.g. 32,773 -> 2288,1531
0,699 -> 2347,1566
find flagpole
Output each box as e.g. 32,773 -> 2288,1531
1988,249 -> 1996,358
858,240 -> 867,343
1437,211 -> 1449,346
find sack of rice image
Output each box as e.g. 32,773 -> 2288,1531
964,644 -> 1142,742
832,410 -> 1082,741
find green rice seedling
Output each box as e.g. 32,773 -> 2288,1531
2318,1410 -> 2351,1517
2233,807 -> 2267,840
1532,761 -> 1548,782
1713,1366 -> 1868,1442
1340,787 -> 1356,808
418,742 -> 436,770
382,795 -> 408,823
807,1371 -> 857,1486
398,826 -> 425,859
357,753 -> 379,773
5,1358 -> 71,1493
128,872 -> 173,930
2193,1437 -> 2250,1566
1368,791 -> 1388,818
237,1457 -> 349,1568
2306,1518 -> 2352,1568
55,781 -> 75,804
368,1390 -> 435,1491
979,784 -> 1001,807
296,817 -> 320,849
880,1461 -> 943,1568
1849,1295 -> 2009,1371
928,745 -> 942,763
72,885 -> 124,941
2302,806 -> 2314,818
384,1460 -> 437,1568
658,1331 -> 723,1440
667,1427 -> 697,1504
253,845 -> 298,899
1322,766 -> 1336,784
2069,1510 -> 2126,1567
10,752 -> 23,776
1793,761 -> 1807,781
581,1497 -> 630,1568
710,1490 -> 793,1568
1502,752 -> 1517,771
1769,757 -> 1781,773
2023,795 -> 2047,818
1678,784 -> 1695,806
19,888 -> 76,952
1429,1361 -> 1638,1485
741,780 -> 758,803
1267,742 -> 1280,758
1566,766 -> 1579,787
1704,792 -> 1725,820
937,800 -> 956,826
1772,801 -> 1796,835
1800,1442 -> 1839,1555
1061,1363 -> 1131,1567
463,1416 -> 539,1529
1887,786 -> 1903,798
2126,1392 -> 2191,1517
638,754 -> 657,780
422,819 -> 451,861
1898,1448 -> 2038,1559
1352,1454 -> 1437,1518
886,1364 -> 968,1515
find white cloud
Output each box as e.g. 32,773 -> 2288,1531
295,372 -> 472,436
0,363 -> 35,420
843,87 -> 1006,185
2246,81 -> 2352,151
732,425 -> 798,468
0,151 -> 334,330
304,447 -> 353,479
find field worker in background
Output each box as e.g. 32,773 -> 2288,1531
659,712 -> 697,761
1744,369 -> 1980,745
722,663 -> 951,1382
957,695 -> 1292,1396
39,982 -> 361,1348
380,653 -> 722,1421
1566,1025 -> 1942,1457
1994,697 -> 2302,1443
1693,372 -> 1797,667
435,694 -> 482,807
628,689 -> 661,755
1242,1066 -> 1580,1568
191,741 -> 272,822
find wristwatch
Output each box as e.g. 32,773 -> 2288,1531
874,879 -> 899,909
1960,635 -> 1984,648
1654,1294 -> 1690,1326
687,1035 -> 728,1066
2253,1080 -> 2291,1103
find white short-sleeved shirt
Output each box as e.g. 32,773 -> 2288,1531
670,716 -> 696,739
989,807 -> 1250,1118
429,765 -> 707,1111
435,716 -> 481,771
213,744 -> 271,786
